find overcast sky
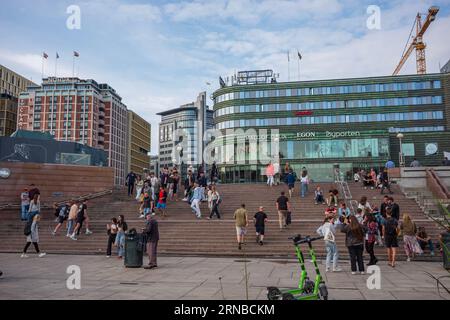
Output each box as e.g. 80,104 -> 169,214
1,0 -> 450,154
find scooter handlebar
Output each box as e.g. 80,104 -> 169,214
292,235 -> 324,245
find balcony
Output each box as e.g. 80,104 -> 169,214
98,127 -> 105,134
98,136 -> 104,142
99,110 -> 105,118
98,118 -> 105,126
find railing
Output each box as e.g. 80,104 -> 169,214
426,169 -> 450,200
334,169 -> 356,214
0,189 -> 113,211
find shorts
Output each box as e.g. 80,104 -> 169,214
384,236 -> 398,248
156,203 -> 166,209
288,184 -> 294,189
255,225 -> 265,235
236,226 -> 247,236
57,216 -> 66,224
76,217 -> 85,224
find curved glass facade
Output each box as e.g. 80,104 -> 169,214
211,73 -> 450,182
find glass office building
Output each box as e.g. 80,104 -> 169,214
212,71 -> 450,183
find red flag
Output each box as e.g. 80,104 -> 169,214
73,51 -> 79,57
43,52 -> 48,59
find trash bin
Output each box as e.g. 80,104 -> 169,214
124,230 -> 143,268
442,231 -> 450,270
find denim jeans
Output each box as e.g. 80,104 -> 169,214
21,204 -> 29,221
28,210 -> 39,221
301,183 -> 308,197
325,241 -> 339,269
67,219 -> 74,235
418,239 -> 435,253
116,232 -> 125,257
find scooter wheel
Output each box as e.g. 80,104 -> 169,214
282,293 -> 295,300
318,283 -> 328,301
267,287 -> 281,300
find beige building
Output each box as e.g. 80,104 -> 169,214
127,110 -> 151,175
0,64 -> 36,136
0,64 -> 36,98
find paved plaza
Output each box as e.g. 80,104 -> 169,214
0,253 -> 449,300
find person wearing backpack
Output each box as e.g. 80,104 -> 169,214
21,214 -> 46,258
20,188 -> 30,221
208,185 -> 221,220
317,216 -> 342,272
382,208 -> 399,267
27,193 -> 40,221
51,202 -> 70,236
400,214 -> 423,261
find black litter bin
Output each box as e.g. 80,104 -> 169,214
442,231 -> 450,270
124,230 -> 144,268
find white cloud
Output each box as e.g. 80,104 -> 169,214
164,0 -> 343,24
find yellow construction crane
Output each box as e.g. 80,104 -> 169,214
393,6 -> 439,75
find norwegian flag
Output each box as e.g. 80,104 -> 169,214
43,52 -> 48,59
73,51 -> 79,57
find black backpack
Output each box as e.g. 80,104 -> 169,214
24,220 -> 32,236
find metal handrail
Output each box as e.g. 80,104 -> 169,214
0,189 -> 113,211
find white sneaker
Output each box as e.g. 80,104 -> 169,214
106,255 -> 111,258
66,234 -> 70,237
351,272 -> 357,275
38,253 -> 46,258
85,230 -> 93,235
325,267 -> 330,272
360,271 -> 365,275
406,257 -> 411,262
51,231 -> 56,236
70,235 -> 77,241
139,214 -> 144,218
333,268 -> 343,272
20,254 -> 28,258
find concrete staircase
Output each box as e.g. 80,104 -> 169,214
0,183 -> 445,261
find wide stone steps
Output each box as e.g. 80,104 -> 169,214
0,183 -> 444,261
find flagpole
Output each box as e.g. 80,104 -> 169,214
41,54 -> 45,81
72,54 -> 75,78
297,55 -> 300,81
287,50 -> 290,82
55,54 -> 58,78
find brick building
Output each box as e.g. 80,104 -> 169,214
17,77 -> 128,185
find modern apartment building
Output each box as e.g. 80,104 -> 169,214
0,94 -> 18,137
0,64 -> 36,136
17,77 -> 128,185
127,110 -> 151,175
157,92 -> 214,175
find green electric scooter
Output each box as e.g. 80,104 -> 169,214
267,234 -> 328,300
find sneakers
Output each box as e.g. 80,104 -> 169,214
351,272 -> 357,275
38,253 -> 46,258
259,241 -> 263,246
20,254 -> 29,258
70,235 -> 77,241
333,267 -> 343,272
139,214 -> 144,218
85,230 -> 93,235
106,255 -> 111,258
360,271 -> 365,275
66,234 -> 70,237
51,231 -> 56,236
325,267 -> 330,272
431,251 -> 435,256
238,243 -> 242,250
406,257 -> 411,262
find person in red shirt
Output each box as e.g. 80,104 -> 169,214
155,186 -> 167,217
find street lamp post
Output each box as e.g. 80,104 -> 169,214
397,133 -> 405,167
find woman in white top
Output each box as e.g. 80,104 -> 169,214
21,214 -> 46,258
300,173 -> 309,198
357,196 -> 372,213
135,176 -> 144,200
